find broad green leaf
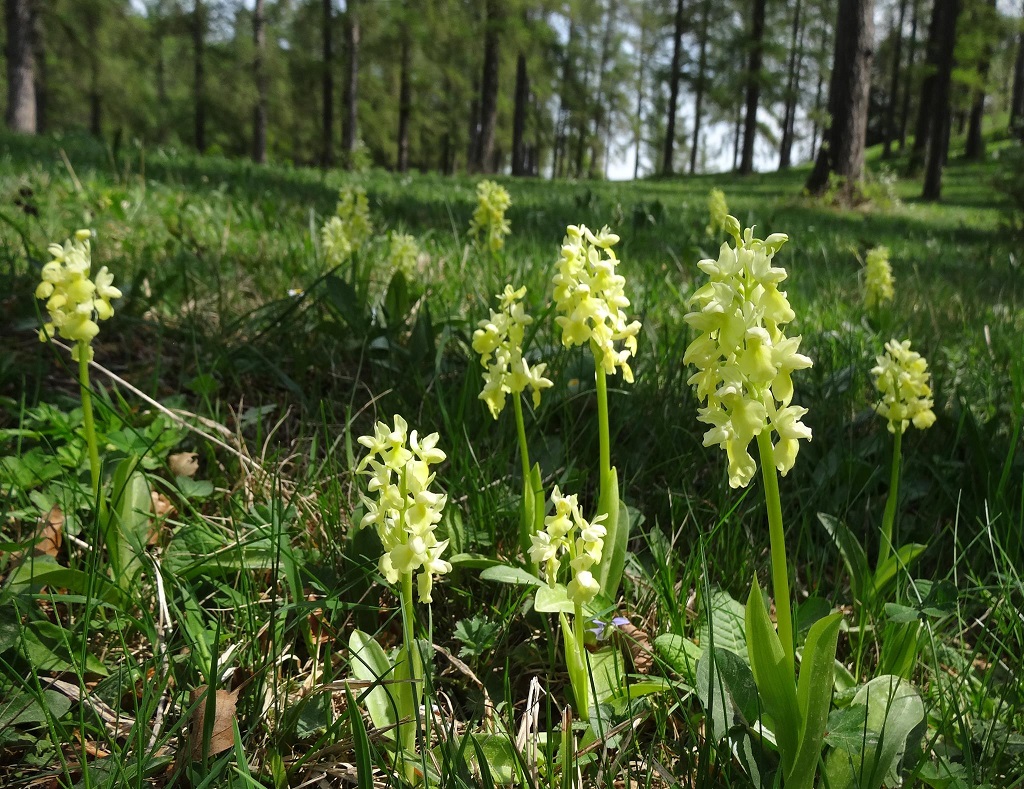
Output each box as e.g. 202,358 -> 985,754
20,619 -> 108,676
348,629 -> 397,734
696,646 -> 758,741
534,583 -> 575,614
788,611 -> 843,789
745,579 -> 800,776
873,543 -> 926,597
878,620 -> 921,680
463,733 -> 518,786
653,633 -> 702,684
479,565 -> 543,587
594,469 -> 625,601
324,274 -> 368,331
700,587 -> 748,661
447,553 -> 500,570
0,690 -> 72,727
602,677 -> 676,710
109,456 -> 152,587
589,645 -> 625,705
819,513 -> 870,606
824,705 -> 877,752
5,556 -> 128,606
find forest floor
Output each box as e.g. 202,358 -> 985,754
0,130 -> 1022,788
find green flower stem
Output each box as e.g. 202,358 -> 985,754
877,428 -> 903,575
572,601 -> 589,721
594,362 -> 611,481
513,395 -> 532,489
78,344 -> 101,497
398,572 -> 421,785
755,431 -> 795,676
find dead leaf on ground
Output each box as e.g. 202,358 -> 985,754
169,452 -> 199,478
187,686 -> 238,760
35,505 -> 64,558
149,491 -> 175,545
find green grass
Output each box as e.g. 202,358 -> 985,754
0,129 -> 1022,787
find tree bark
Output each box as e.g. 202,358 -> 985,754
909,0 -> 946,174
662,0 -> 685,176
882,0 -> 907,159
805,0 -> 875,200
898,0 -> 919,150
964,0 -> 996,160
778,0 -> 804,169
922,0 -> 961,201
252,0 -> 267,163
321,0 -> 334,168
739,0 -> 766,175
5,0 -> 37,133
511,51 -> 529,175
589,1 -> 615,179
193,0 -> 205,153
472,0 -> 501,173
690,0 -> 710,175
342,0 -> 359,163
32,0 -> 44,132
87,11 -> 101,137
396,9 -> 411,172
1013,7 -> 1024,140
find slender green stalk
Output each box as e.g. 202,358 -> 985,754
877,428 -> 903,574
398,572 -> 420,785
755,431 -> 795,676
594,362 -> 611,480
572,601 -> 589,720
78,345 -> 101,497
512,395 -> 531,487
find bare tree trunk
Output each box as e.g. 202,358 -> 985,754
805,0 -> 875,200
810,12 -> 832,161
252,0 -> 267,163
472,0 -> 501,173
732,102 -> 742,172
690,0 -> 710,175
898,0 -> 919,150
739,0 -> 766,175
511,51 -> 529,176
778,0 -> 804,169
342,0 -> 359,163
32,0 -> 44,132
910,0 -> 945,174
922,0 -> 961,201
396,10 -> 411,172
589,1 -> 615,179
6,0 -> 37,133
87,13 -> 101,137
882,0 -> 907,159
662,0 -> 685,176
1013,8 -> 1024,140
964,0 -> 996,160
193,0 -> 205,153
321,0 -> 334,167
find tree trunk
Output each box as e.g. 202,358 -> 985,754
472,0 -> 501,173
1013,9 -> 1024,140
662,0 -> 685,176
739,0 -> 766,174
5,0 -> 37,133
732,101 -> 742,171
778,0 -> 804,169
689,0 -> 710,175
964,0 -> 996,160
252,0 -> 267,163
898,0 -> 920,150
87,12 -> 101,137
922,0 -> 961,201
882,0 -> 907,159
193,0 -> 205,153
805,0 -> 875,200
809,11 -> 832,161
32,0 -> 44,132
589,1 -> 615,179
396,11 -> 411,172
321,0 -> 334,168
909,0 -> 945,174
342,0 -> 359,162
511,51 -> 529,175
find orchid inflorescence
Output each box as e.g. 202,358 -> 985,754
321,185 -> 373,264
706,189 -> 730,237
36,229 -> 122,363
472,285 -> 553,419
387,232 -> 422,280
684,217 -> 813,488
864,245 -> 895,308
529,487 -> 607,606
552,224 -> 642,383
357,415 -> 451,603
872,339 -> 936,435
469,180 -> 511,253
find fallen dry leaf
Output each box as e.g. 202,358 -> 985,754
149,491 -> 175,545
169,452 -> 199,478
187,686 -> 238,760
34,505 -> 64,558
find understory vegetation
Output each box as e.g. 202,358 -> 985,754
0,131 -> 1022,788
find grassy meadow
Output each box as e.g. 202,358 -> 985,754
0,130 -> 1022,788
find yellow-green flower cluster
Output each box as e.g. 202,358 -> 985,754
706,189 -> 730,237
552,224 -> 642,382
472,285 -> 553,419
35,229 -> 121,363
528,487 -> 607,606
872,339 -> 936,434
469,180 -> 511,253
357,415 -> 451,603
684,219 -> 813,488
864,245 -> 895,308
387,232 -> 422,280
321,186 -> 372,265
